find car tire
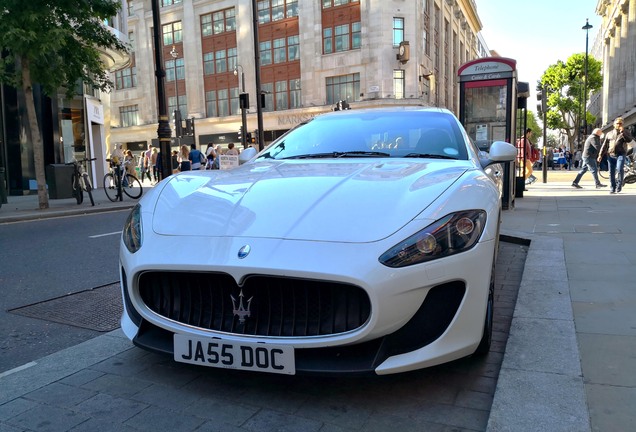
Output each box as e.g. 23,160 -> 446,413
474,258 -> 495,356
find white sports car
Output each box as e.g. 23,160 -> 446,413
119,107 -> 517,376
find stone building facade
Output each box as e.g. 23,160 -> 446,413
594,0 -> 636,134
109,0 -> 487,153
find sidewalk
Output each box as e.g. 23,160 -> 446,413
0,181 -> 154,223
1,170 -> 634,431
490,170 -> 636,431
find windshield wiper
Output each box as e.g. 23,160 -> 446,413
403,153 -> 457,160
282,151 -> 390,160
334,151 -> 390,158
282,152 -> 340,159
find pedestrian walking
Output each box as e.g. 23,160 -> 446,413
188,144 -> 205,170
171,150 -> 179,174
178,144 -> 191,171
598,117 -> 634,193
205,144 -> 217,170
151,147 -> 159,182
572,128 -> 607,189
139,151 -> 152,182
516,129 -> 536,185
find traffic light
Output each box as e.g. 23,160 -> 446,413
184,118 -> 195,136
239,93 -> 249,109
238,126 -> 243,141
173,109 -> 183,137
536,90 -> 546,117
246,132 -> 253,143
252,130 -> 258,144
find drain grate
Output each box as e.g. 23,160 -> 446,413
9,283 -> 122,332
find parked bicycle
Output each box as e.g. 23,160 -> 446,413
103,157 -> 142,202
66,157 -> 96,206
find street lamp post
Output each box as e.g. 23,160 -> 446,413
251,0 -> 265,150
234,65 -> 248,149
170,45 -> 180,137
150,0 -> 172,181
582,18 -> 593,136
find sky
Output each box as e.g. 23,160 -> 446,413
476,0 -> 601,102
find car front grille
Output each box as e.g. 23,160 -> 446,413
138,271 -> 371,337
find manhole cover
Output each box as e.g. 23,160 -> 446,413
9,283 -> 122,332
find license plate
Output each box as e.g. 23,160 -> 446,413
173,334 -> 295,375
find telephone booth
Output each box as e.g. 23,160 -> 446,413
458,57 -> 518,210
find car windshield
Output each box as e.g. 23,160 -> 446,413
255,110 -> 468,161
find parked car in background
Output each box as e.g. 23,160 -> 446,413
119,107 -> 518,375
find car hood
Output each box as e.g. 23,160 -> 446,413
151,160 -> 467,242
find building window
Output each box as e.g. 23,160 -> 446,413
201,8 -> 236,37
165,58 -> 184,81
161,0 -> 182,6
203,53 -> 214,75
168,96 -> 186,118
335,24 -> 350,51
230,87 -> 239,115
128,32 -> 135,52
323,28 -> 333,54
203,49 -> 235,75
322,0 -> 359,8
323,22 -> 360,54
227,47 -> 237,72
258,0 -> 299,24
127,0 -> 133,16
261,80 -> 301,111
352,22 -> 361,49
262,83 -> 274,112
120,105 -> 139,127
267,35 -> 301,64
290,79 -> 301,108
115,67 -> 137,89
288,35 -> 300,61
205,88 -> 240,118
260,41 -> 272,66
162,22 -> 182,46
275,80 -> 288,110
393,70 -> 404,99
215,50 -> 227,73
205,90 -> 218,117
393,18 -> 404,47
326,73 -> 360,104
286,0 -> 298,17
274,38 -> 286,63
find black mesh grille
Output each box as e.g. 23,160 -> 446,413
138,272 -> 371,337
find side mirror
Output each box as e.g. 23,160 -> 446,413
239,147 -> 258,164
481,141 -> 517,168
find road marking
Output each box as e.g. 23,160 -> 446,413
0,361 -> 37,379
90,231 -> 122,238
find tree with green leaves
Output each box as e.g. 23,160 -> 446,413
517,110 -> 541,141
0,0 -> 128,209
538,53 -> 602,152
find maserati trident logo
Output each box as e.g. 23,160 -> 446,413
231,290 -> 253,324
238,245 -> 251,259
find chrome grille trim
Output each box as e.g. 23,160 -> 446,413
138,271 -> 371,337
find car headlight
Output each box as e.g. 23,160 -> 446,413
123,204 -> 142,253
379,210 -> 487,268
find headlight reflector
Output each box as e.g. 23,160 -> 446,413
379,210 -> 486,268
123,204 -> 142,253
